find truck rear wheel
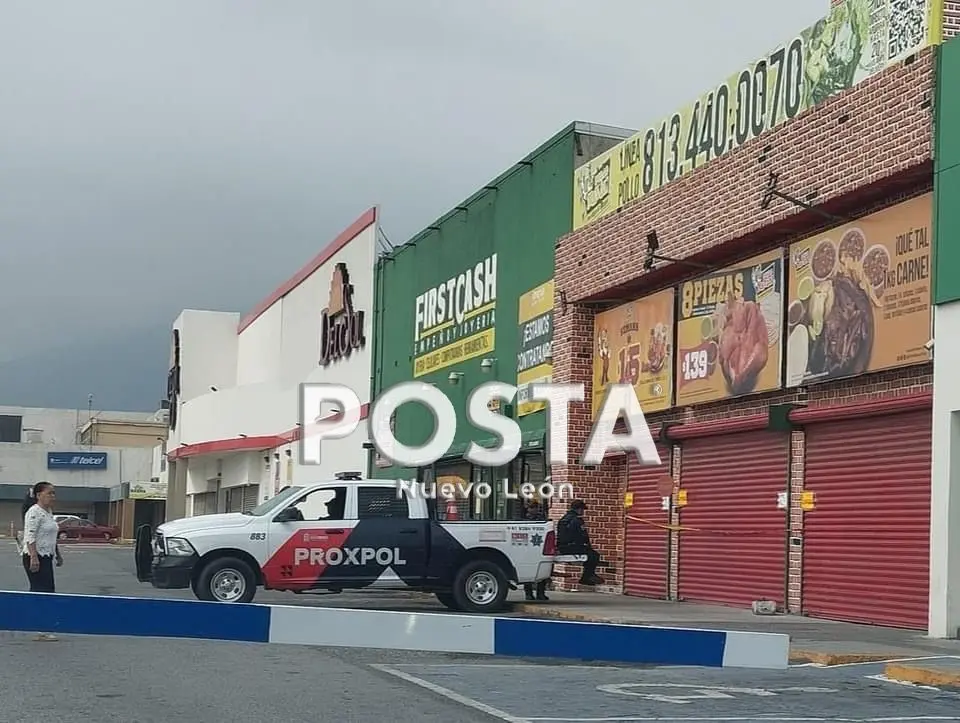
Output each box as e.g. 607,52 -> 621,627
195,557 -> 257,604
452,559 -> 508,614
434,591 -> 461,611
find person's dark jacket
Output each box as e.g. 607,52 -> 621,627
556,509 -> 589,548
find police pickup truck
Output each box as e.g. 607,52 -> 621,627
135,473 -> 557,613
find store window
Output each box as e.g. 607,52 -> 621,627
422,451 -> 549,522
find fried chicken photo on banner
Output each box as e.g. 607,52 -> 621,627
718,298 -> 768,395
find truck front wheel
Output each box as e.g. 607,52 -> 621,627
452,559 -> 508,614
194,557 -> 257,604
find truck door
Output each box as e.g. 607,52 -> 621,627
348,485 -> 427,588
261,484 -> 358,590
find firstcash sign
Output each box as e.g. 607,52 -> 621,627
299,381 -> 661,469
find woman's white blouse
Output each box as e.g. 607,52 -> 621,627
22,505 -> 59,556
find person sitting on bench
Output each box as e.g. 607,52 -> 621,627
556,500 -> 603,586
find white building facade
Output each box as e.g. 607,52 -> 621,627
0,406 -> 157,531
159,208 -> 378,519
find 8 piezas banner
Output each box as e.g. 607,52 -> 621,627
675,249 -> 784,406
785,193 -> 932,387
516,279 -> 554,417
592,288 -> 674,419
573,0 -> 943,230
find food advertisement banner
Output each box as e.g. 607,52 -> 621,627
592,289 -> 674,418
516,279 -> 554,417
572,0 -> 942,230
413,253 -> 497,378
785,193 -> 932,387
675,249 -> 784,406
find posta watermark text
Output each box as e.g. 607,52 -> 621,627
299,381 -> 660,469
396,478 -> 573,501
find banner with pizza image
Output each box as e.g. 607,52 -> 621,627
591,288 -> 674,419
675,248 -> 784,406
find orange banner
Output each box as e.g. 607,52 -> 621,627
592,289 -> 675,418
785,193 -> 932,386
675,249 -> 784,406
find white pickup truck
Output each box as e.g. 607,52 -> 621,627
135,473 -> 558,613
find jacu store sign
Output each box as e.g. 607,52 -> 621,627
320,263 -> 366,366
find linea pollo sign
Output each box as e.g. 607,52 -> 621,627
320,263 -> 366,366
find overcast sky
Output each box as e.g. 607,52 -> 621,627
0,0 -> 827,363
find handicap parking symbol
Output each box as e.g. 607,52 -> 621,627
596,683 -> 837,704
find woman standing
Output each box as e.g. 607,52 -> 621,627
22,481 -> 63,641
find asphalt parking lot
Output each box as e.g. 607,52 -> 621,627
3,541 -> 960,723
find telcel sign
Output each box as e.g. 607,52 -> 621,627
47,452 -> 108,470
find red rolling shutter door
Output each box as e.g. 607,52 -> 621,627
678,431 -> 788,608
801,410 -> 931,629
624,442 -> 671,599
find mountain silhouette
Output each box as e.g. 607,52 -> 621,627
0,324 -> 170,412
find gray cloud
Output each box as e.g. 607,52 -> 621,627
0,0 -> 826,363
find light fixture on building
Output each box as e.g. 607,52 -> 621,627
273,452 -> 280,460
210,386 -> 218,392
285,448 -> 292,457
480,357 -> 497,372
448,371 -> 464,386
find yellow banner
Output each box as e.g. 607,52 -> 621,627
516,280 -> 554,417
785,193 -> 932,386
414,327 -> 495,378
675,249 -> 785,406
573,0 -> 943,230
592,288 -> 675,418
129,481 -> 167,500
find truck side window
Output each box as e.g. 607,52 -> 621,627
358,486 -> 409,519
293,486 -> 347,521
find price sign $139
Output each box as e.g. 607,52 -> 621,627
681,349 -> 709,382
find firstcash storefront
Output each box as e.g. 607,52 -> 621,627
161,209 -> 378,519
553,2 -> 943,631
370,122 -> 632,520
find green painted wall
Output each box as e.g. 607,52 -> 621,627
935,37 -> 960,305
370,124 -> 612,480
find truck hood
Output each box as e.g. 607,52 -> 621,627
157,513 -> 252,536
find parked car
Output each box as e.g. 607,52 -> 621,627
58,518 -> 119,542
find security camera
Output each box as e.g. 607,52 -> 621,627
924,338 -> 934,352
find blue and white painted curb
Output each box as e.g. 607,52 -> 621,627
0,591 -> 789,669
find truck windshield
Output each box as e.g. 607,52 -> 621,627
245,486 -> 304,516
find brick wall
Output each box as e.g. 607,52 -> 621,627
551,53 -> 936,597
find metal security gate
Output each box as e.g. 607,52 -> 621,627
801,410 -> 932,629
624,442 -> 672,599
677,430 -> 789,608
241,484 -> 260,513
191,492 -> 217,516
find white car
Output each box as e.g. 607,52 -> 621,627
135,473 -> 558,613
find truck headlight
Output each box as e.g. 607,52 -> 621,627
164,537 -> 195,556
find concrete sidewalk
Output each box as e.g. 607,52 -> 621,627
511,591 -> 960,674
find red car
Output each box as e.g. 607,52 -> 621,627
57,518 -> 119,542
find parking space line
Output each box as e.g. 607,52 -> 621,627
388,663 -> 620,670
525,720 -> 960,722
792,656 -> 960,669
370,664 -> 529,723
